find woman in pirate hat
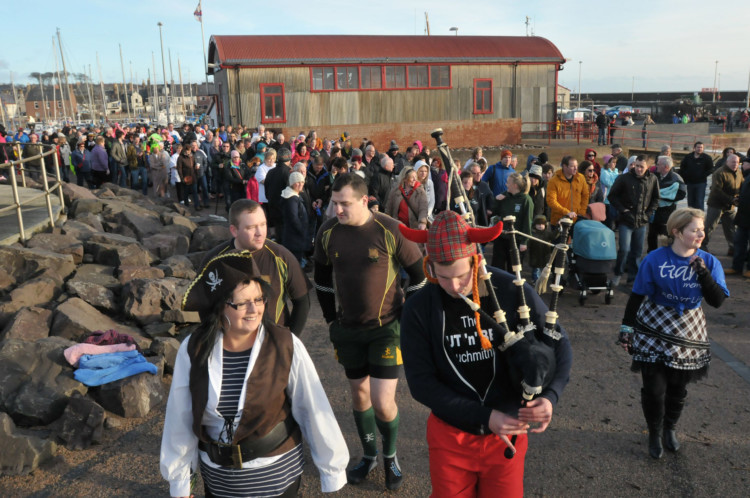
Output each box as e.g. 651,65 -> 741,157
160,252 -> 348,497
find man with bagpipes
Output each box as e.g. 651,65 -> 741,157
399,130 -> 573,497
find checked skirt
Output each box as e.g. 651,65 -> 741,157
631,299 -> 710,371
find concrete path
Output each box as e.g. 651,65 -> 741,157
0,183 -> 64,245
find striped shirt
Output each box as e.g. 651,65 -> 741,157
200,443 -> 304,497
217,348 -> 252,421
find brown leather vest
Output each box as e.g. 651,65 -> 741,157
187,322 -> 301,457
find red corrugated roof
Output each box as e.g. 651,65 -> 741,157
208,35 -> 564,68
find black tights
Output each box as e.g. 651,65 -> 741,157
641,363 -> 688,401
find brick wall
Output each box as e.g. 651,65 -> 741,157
281,117 -> 521,153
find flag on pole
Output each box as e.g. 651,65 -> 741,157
194,1 -> 202,21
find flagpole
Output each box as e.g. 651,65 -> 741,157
197,1 -> 210,98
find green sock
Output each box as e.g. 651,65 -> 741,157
353,408 -> 378,458
375,411 -> 400,458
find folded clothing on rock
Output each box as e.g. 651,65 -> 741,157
64,343 -> 137,367
74,350 -> 158,387
83,329 -> 142,351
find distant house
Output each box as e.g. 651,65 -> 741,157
24,85 -> 78,122
207,35 -> 565,147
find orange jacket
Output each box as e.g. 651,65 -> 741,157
546,168 -> 589,225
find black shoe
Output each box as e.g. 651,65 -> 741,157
384,456 -> 403,491
648,429 -> 663,459
664,429 -> 680,452
347,457 -> 377,485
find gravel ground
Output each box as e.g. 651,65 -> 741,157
1,224 -> 749,497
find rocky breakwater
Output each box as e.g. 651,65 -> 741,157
0,182 -> 230,476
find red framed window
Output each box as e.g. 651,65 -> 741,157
336,67 -> 359,90
361,66 -> 382,89
430,65 -> 450,88
260,83 -> 286,124
312,67 -> 335,90
385,66 -> 406,89
408,65 -> 428,88
309,64 -> 450,92
473,79 -> 493,114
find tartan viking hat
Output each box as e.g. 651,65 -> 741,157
182,251 -> 267,313
399,211 -> 503,263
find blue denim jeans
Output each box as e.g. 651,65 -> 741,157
130,167 -> 148,195
686,183 -> 706,210
182,181 -> 201,207
197,175 -> 210,206
117,164 -> 127,187
615,224 -> 647,277
598,127 -> 606,146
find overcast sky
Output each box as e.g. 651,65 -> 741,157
3,0 -> 749,95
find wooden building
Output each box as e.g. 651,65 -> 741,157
207,35 -> 565,147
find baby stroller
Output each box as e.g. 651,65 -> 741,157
568,220 -> 616,305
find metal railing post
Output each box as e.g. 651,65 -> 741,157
15,144 -> 26,187
51,149 -> 64,210
40,151 -> 55,228
7,157 -> 25,242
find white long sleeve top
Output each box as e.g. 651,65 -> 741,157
160,326 -> 348,497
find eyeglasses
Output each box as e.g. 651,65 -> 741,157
585,168 -> 595,172
226,297 -> 267,310
586,154 -> 595,158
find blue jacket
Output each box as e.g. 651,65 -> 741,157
71,148 -> 91,173
481,161 -> 514,196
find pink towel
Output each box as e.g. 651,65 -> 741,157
64,343 -> 137,367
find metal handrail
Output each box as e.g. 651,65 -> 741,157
0,142 -> 65,242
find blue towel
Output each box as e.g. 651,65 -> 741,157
74,350 -> 158,387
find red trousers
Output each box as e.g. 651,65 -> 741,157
427,413 -> 527,498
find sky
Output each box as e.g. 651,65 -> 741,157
2,0 -> 750,95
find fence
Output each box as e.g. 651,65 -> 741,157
0,142 -> 65,242
521,121 -> 719,152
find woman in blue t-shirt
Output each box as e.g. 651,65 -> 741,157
617,207 -> 729,460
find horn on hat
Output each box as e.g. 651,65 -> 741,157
467,221 -> 504,244
398,223 -> 429,244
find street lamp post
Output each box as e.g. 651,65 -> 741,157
449,27 -> 458,36
713,60 -> 719,104
578,61 -> 582,108
157,22 -> 171,126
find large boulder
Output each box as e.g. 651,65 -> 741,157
0,307 -> 52,342
68,198 -> 106,218
116,266 -> 165,285
161,213 -> 198,234
0,337 -> 85,426
142,232 -> 190,260
84,233 -> 155,268
91,369 -> 164,418
122,277 -> 189,325
61,182 -> 97,206
0,246 -> 76,283
143,322 -> 177,338
49,392 -> 104,450
0,413 -> 57,476
189,225 -> 231,252
157,255 -> 196,280
106,208 -> 164,242
66,213 -> 104,234
26,232 -> 84,265
0,276 -> 62,327
67,264 -> 121,292
150,337 -> 180,374
65,281 -> 117,312
50,297 -> 149,349
0,267 -> 16,294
